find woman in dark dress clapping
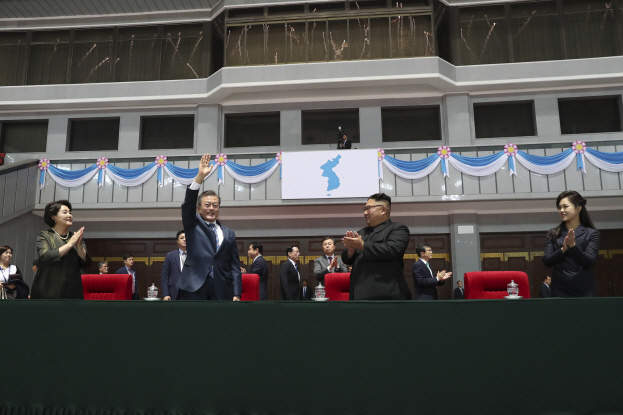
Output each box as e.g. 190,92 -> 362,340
543,191 -> 600,297
31,200 -> 92,299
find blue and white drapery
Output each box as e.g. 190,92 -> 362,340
37,142 -> 623,190
378,141 -> 623,181
38,154 -> 280,189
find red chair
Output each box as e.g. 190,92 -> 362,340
241,273 -> 260,301
324,273 -> 350,301
82,274 -> 132,300
464,271 -> 531,299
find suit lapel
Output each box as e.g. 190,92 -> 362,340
217,221 -> 227,253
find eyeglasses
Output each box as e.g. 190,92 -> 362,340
362,205 -> 384,212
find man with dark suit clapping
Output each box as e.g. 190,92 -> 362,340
280,245 -> 300,300
241,241 -> 269,301
342,193 -> 412,300
412,243 -> 452,300
176,153 -> 241,301
161,230 -> 186,301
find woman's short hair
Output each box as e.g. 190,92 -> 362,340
0,245 -> 13,257
43,200 -> 72,227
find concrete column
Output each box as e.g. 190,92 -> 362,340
359,107 -> 382,149
449,213 -> 481,282
118,112 -> 140,153
45,116 -> 69,157
533,96 -> 561,137
280,109 -> 302,151
197,104 -> 220,154
443,93 -> 472,146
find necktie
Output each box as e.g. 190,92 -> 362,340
128,268 -> 135,293
328,256 -> 334,272
181,252 -> 187,270
426,262 -> 433,277
295,263 -> 300,281
303,287 -> 306,298
208,223 -> 221,250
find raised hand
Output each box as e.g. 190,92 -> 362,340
343,231 -> 364,251
195,153 -> 213,184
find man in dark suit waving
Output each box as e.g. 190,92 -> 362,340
280,245 -> 301,300
161,230 -> 186,301
242,241 -> 269,301
412,243 -> 452,300
176,153 -> 242,301
341,193 -> 411,300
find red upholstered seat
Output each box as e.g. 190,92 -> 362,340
241,273 -> 260,301
82,274 -> 132,300
464,271 -> 531,299
324,273 -> 350,301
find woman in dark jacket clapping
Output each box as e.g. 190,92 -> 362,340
543,191 -> 600,297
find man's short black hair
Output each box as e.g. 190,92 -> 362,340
286,245 -> 298,255
198,190 -> 221,207
321,236 -> 335,244
98,261 -> 108,269
32,259 -> 39,267
302,278 -> 308,283
543,275 -> 550,281
123,254 -> 134,261
250,241 -> 263,255
176,230 -> 185,240
368,193 -> 392,208
416,243 -> 431,257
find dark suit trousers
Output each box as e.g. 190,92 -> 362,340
177,276 -> 217,300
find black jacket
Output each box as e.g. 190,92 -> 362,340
543,225 -> 599,297
342,219 -> 411,300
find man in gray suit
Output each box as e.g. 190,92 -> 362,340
314,236 -> 348,286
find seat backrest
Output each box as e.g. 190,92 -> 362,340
241,273 -> 260,301
464,271 -> 531,299
82,274 -> 132,300
324,273 -> 350,301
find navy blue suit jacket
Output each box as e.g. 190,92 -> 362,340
161,250 -> 183,300
543,225 -> 599,297
249,255 -> 269,301
116,267 -> 139,300
280,260 -> 300,300
412,259 -> 444,300
178,187 -> 242,299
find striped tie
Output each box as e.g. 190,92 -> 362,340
208,222 -> 220,278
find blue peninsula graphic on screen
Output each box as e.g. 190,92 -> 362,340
320,155 -> 341,195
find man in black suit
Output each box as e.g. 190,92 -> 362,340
313,236 -> 348,286
342,193 -> 411,300
453,280 -> 465,299
540,276 -> 552,298
412,243 -> 452,300
338,133 -> 352,149
161,230 -> 186,301
176,153 -> 241,301
241,241 -> 269,301
300,279 -> 312,300
280,245 -> 300,300
116,254 -> 139,300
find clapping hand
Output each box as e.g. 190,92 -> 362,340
69,227 -> 85,248
562,229 -> 576,252
330,256 -> 339,269
343,231 -> 364,251
436,270 -> 452,281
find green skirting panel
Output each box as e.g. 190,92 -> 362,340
2,299 -> 623,415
